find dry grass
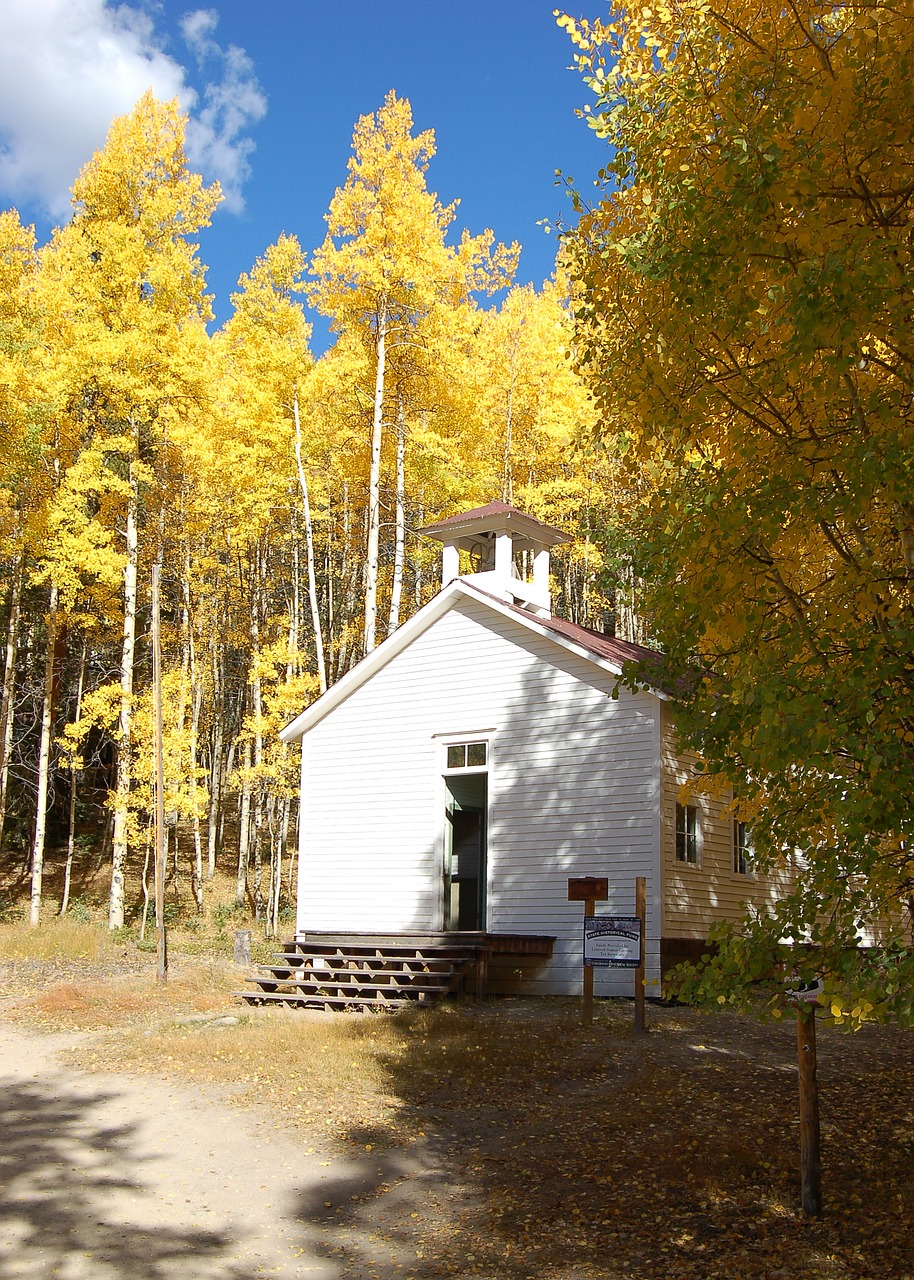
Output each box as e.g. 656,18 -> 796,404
8,966 -> 238,1030
0,917 -> 126,962
0,849 -> 287,967
65,997 -> 627,1148
0,920 -> 239,1030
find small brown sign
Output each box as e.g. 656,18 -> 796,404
567,876 -> 609,902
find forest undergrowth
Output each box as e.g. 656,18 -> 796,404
0,919 -> 911,1280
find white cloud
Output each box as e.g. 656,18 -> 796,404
180,8 -> 267,213
0,0 -> 265,218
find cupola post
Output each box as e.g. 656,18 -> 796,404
441,542 -> 460,587
494,530 -> 513,581
421,501 -> 571,619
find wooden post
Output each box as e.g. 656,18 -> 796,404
634,876 -> 646,1033
475,949 -> 489,1002
151,562 -> 168,985
233,928 -> 252,966
583,895 -> 596,1027
797,1006 -> 821,1215
569,876 -> 609,1028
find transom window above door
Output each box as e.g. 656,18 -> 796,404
446,742 -> 488,770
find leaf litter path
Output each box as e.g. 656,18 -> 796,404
0,1019 -> 433,1280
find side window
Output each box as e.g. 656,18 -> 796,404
675,802 -> 699,865
733,820 -> 753,875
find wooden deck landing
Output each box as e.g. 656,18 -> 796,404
237,932 -> 555,1012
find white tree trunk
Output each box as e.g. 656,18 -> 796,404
139,820 -> 152,941
29,582 -> 59,928
0,552 -> 23,849
250,572 -> 265,922
60,637 -> 87,916
190,680 -> 204,909
415,488 -> 425,607
335,484 -> 351,678
109,455 -> 139,930
235,737 -> 252,907
293,395 -> 327,692
387,392 -> 406,636
207,643 -> 224,879
182,553 -> 204,911
364,302 -> 388,654
265,795 -> 281,939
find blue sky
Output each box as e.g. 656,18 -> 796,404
0,1 -> 606,350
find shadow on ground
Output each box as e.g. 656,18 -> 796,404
295,1002 -> 914,1280
0,1081 -> 235,1279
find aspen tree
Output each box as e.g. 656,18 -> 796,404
0,556 -> 22,850
211,237 -> 317,909
387,392 -> 407,635
562,1 -> 914,1018
293,396 -> 327,692
206,642 -> 225,880
60,638 -> 87,915
309,91 -> 517,654
296,336 -> 372,672
38,92 -> 219,927
29,582 -> 58,927
0,213 -> 43,851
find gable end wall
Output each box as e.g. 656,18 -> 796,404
295,597 -> 663,995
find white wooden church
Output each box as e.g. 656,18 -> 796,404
274,502 -> 779,1003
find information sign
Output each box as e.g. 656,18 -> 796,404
786,977 -> 824,1004
567,876 -> 609,902
584,916 -> 642,968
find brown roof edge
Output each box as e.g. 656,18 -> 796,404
540,612 -> 683,697
460,580 -> 669,688
420,501 -> 571,545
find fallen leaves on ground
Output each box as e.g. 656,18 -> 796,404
317,1001 -> 912,1280
4,957 -> 912,1280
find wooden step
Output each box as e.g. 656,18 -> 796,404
261,961 -> 462,982
233,989 -> 445,1010
246,975 -> 467,997
270,950 -> 466,966
277,945 -> 479,961
238,937 -> 478,1011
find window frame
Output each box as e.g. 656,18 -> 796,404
675,801 -> 700,866
733,819 -> 754,876
436,730 -> 494,776
435,730 -> 494,933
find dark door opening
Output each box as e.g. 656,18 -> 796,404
444,774 -> 487,931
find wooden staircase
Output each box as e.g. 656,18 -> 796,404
236,934 -> 483,1011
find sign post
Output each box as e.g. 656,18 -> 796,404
797,1006 -> 821,1215
787,977 -> 823,1216
572,876 -> 647,1032
568,877 -> 608,1027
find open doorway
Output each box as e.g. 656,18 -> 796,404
444,773 -> 487,931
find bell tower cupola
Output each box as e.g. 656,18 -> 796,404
421,501 -> 571,619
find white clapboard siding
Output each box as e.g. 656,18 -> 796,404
296,594 -> 663,995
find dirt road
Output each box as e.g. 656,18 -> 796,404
0,1020 -> 438,1280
